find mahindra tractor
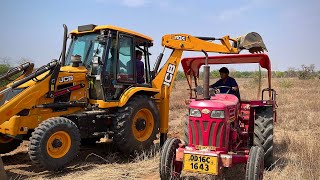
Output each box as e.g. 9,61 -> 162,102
159,54 -> 277,180
0,24 -> 266,171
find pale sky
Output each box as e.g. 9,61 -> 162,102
0,0 -> 319,71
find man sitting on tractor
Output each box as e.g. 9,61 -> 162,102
210,67 -> 240,99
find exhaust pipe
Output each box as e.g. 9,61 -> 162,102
202,50 -> 210,100
61,24 -> 68,66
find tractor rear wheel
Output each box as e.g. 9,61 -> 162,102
183,117 -> 189,145
245,146 -> 264,180
29,117 -> 80,171
254,109 -> 274,169
159,138 -> 182,180
0,134 -> 22,154
113,95 -> 159,154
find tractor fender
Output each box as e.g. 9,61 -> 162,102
118,87 -> 160,107
93,87 -> 160,109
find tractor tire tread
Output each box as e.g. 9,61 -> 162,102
113,95 -> 159,154
183,117 -> 189,145
159,138 -> 181,180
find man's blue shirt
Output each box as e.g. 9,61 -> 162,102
210,77 -> 239,95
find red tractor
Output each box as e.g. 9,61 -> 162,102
160,54 -> 277,180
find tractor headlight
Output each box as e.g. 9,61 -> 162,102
210,110 -> 225,118
189,108 -> 201,117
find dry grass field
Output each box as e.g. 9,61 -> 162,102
2,78 -> 320,180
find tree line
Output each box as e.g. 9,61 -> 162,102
175,64 -> 319,81
0,57 -> 318,82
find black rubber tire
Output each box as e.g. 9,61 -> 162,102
0,135 -> 22,154
159,138 -> 182,180
29,117 -> 81,171
113,95 -> 160,154
183,117 -> 189,145
245,146 -> 264,180
0,156 -> 6,180
254,110 -> 274,169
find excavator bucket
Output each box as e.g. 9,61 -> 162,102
236,32 -> 267,53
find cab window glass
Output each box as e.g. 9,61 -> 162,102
117,35 -> 134,82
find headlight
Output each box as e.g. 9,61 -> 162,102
210,110 -> 225,118
189,108 -> 201,117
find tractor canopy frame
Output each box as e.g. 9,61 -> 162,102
181,53 -> 271,98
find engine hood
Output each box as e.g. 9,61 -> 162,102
18,66 -> 88,88
189,94 -> 239,110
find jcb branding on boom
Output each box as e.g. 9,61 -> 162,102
163,64 -> 176,87
59,76 -> 74,83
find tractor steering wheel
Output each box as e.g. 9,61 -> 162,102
214,86 -> 234,94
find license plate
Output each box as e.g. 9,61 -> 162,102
183,153 -> 218,175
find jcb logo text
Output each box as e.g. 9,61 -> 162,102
59,76 -> 74,83
163,64 -> 176,86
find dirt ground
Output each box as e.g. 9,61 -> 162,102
2,78 -> 320,180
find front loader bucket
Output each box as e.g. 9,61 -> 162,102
236,32 -> 267,53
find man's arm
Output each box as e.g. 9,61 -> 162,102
210,79 -> 221,88
231,78 -> 239,91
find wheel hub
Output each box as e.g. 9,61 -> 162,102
52,139 -> 63,148
46,131 -> 72,158
135,118 -> 147,131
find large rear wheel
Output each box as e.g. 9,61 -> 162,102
0,134 -> 22,154
159,138 -> 182,180
29,117 -> 80,171
254,109 -> 274,169
113,95 -> 160,154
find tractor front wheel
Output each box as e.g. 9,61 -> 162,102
113,95 -> 160,154
159,138 -> 182,180
245,146 -> 264,180
183,117 -> 189,145
0,134 -> 22,154
29,117 -> 80,171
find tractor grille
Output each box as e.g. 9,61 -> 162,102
189,119 -> 226,147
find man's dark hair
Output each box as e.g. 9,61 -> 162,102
219,67 -> 229,74
136,50 -> 143,57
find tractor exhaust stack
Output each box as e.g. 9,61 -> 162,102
202,50 -> 210,100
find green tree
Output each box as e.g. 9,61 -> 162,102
298,64 -> 316,80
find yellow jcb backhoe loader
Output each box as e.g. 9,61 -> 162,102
0,24 -> 266,171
